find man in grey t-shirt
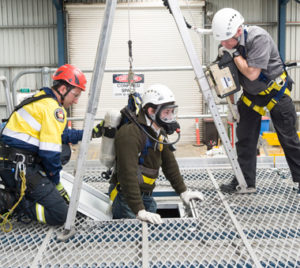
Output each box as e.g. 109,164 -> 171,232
211,8 -> 300,194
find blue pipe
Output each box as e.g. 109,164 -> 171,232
53,0 -> 65,66
278,0 -> 290,62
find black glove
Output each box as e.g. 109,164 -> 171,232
92,121 -> 104,138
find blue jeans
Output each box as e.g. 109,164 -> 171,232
108,183 -> 157,219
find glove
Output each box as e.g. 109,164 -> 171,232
180,190 -> 204,206
218,46 -> 237,58
136,209 -> 163,224
92,121 -> 104,138
227,104 -> 240,123
56,182 -> 70,204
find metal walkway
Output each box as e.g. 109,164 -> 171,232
1,157 -> 300,268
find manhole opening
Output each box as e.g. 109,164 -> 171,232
156,203 -> 186,218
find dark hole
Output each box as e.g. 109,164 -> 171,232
156,208 -> 180,218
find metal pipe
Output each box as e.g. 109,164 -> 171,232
67,113 -> 228,122
0,76 -> 13,116
53,0 -> 66,66
9,61 -> 300,108
278,0 -> 289,61
0,25 -> 56,29
63,0 -> 118,234
41,67 -> 51,88
11,68 -> 56,106
10,66 -> 199,107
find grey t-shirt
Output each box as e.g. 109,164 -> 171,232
238,25 -> 284,95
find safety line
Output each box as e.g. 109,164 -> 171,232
30,227 -> 54,268
207,169 -> 262,268
142,221 -> 149,268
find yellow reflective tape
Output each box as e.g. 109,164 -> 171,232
142,175 -> 156,185
36,203 -> 46,223
110,184 -> 119,202
0,157 -> 9,161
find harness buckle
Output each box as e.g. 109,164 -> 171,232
275,76 -> 285,87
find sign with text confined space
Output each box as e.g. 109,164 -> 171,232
113,74 -> 144,97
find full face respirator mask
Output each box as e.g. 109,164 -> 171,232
149,104 -> 180,135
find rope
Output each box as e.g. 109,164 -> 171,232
127,0 -> 135,94
0,164 -> 26,233
184,0 -> 197,29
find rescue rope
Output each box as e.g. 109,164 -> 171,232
127,1 -> 135,94
0,163 -> 26,233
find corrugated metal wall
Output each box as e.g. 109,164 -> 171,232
0,0 -> 57,119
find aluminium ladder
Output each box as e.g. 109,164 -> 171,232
167,1 -> 247,191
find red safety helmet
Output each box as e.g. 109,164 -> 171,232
52,64 -> 87,91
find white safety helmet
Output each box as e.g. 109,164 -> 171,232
142,84 -> 179,135
212,8 -> 244,41
142,84 -> 175,108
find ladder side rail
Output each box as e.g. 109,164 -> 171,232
63,0 -> 118,232
167,1 -> 247,189
0,76 -> 13,116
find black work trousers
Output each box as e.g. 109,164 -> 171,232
236,94 -> 300,187
0,163 -> 67,226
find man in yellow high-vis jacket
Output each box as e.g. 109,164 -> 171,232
0,64 -> 87,225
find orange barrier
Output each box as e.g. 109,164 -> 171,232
194,118 -> 201,146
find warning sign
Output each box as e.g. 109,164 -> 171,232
113,74 -> 144,97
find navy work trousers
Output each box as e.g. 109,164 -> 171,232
0,164 -> 68,226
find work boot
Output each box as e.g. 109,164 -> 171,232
0,189 -> 16,214
220,178 -> 256,194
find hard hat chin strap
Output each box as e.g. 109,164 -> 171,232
53,84 -> 74,105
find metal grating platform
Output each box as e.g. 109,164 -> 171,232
1,158 -> 300,267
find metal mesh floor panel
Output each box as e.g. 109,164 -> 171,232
1,166 -> 300,267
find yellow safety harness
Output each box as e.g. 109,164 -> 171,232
0,158 -> 27,232
110,174 -> 157,202
241,72 -> 290,116
109,134 -> 164,202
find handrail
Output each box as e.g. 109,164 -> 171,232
10,62 -> 300,111
10,66 -> 200,107
0,76 -> 13,116
11,67 -> 56,106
